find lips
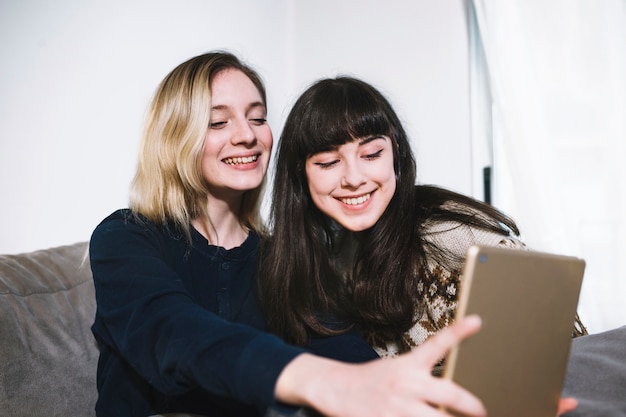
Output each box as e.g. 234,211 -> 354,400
340,192 -> 371,205
223,154 -> 258,165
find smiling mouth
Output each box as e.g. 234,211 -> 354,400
340,193 -> 371,205
223,155 -> 258,165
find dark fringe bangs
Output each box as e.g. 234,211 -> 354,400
298,78 -> 395,157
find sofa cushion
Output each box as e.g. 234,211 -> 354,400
0,242 -> 98,417
562,325 -> 626,416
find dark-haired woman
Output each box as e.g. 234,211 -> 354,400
260,75 -> 585,415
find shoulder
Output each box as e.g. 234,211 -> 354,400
90,209 -> 175,255
414,183 -> 526,254
94,208 -> 145,230
93,209 -> 147,240
421,203 -> 526,258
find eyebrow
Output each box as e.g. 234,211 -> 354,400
358,135 -> 386,145
211,101 -> 266,112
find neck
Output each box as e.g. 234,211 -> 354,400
191,194 -> 248,249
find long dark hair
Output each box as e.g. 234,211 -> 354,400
258,76 -> 519,347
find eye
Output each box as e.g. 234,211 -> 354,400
363,149 -> 383,160
209,121 -> 227,129
249,118 -> 267,126
314,159 -> 339,169
310,152 -> 339,169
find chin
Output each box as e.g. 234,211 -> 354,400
233,177 -> 265,190
340,221 -> 376,232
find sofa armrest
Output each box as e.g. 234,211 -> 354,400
562,325 -> 626,416
0,242 -> 98,416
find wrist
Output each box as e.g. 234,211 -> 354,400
274,353 -> 348,412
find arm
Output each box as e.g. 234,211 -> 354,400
307,326 -> 379,363
276,316 -> 487,417
90,211 -> 304,407
279,315 -> 576,417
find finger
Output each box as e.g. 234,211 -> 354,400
557,397 -> 578,415
413,315 -> 482,366
416,377 -> 487,417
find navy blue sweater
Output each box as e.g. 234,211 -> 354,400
90,209 -> 377,417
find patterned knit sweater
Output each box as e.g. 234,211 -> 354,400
355,214 -> 587,358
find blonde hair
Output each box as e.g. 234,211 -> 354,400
129,51 -> 268,241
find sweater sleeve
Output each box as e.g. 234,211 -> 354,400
89,211 -> 304,409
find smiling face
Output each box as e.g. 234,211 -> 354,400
201,68 -> 273,199
305,135 -> 396,232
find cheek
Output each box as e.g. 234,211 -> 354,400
304,164 -> 317,192
386,177 -> 397,201
372,157 -> 396,184
202,132 -> 220,158
306,169 -> 332,197
259,126 -> 273,149
305,170 -> 329,209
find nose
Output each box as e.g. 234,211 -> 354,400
232,118 -> 256,145
340,159 -> 366,188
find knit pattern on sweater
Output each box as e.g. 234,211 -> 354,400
370,220 -> 526,358
368,218 -> 588,358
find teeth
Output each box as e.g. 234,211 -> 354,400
341,193 -> 371,205
224,155 -> 258,165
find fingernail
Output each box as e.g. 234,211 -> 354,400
466,314 -> 482,326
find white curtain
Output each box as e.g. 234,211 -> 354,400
470,0 -> 626,334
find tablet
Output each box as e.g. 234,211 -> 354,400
442,245 -> 585,417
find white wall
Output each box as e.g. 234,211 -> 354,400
289,0 -> 472,192
0,0 -> 472,254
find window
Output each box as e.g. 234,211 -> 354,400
469,0 -> 626,333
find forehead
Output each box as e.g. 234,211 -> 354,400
210,69 -> 264,107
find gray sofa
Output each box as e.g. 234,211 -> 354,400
562,324 -> 626,416
1,242 -> 625,417
0,242 -> 98,417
